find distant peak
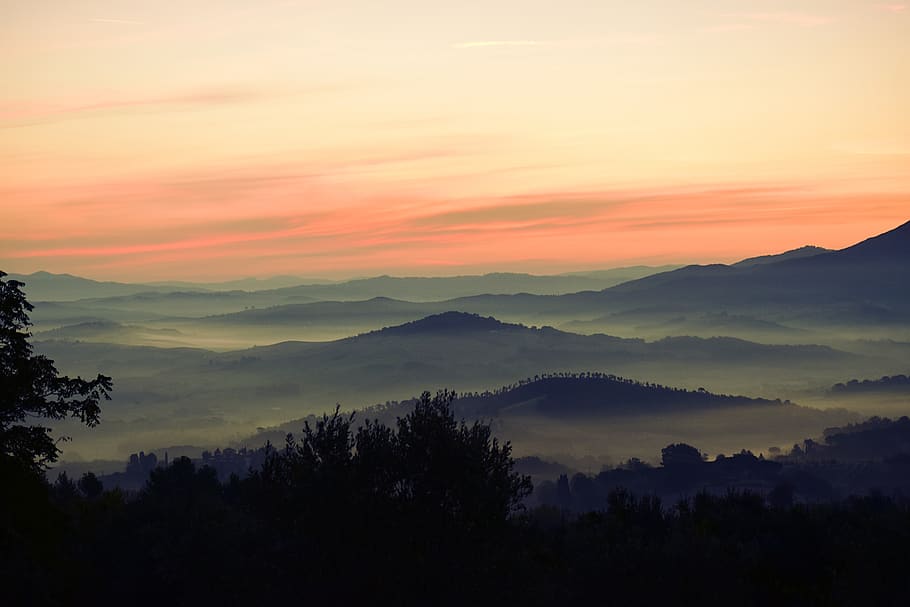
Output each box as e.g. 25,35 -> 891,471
836,219 -> 910,259
734,245 -> 832,267
378,311 -> 521,335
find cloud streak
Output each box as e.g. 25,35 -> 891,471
452,34 -> 659,50
453,40 -> 544,49
721,12 -> 833,27
89,18 -> 145,25
7,172 -> 906,280
0,86 -> 272,127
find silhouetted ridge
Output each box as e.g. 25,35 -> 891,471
835,219 -> 910,260
593,219 -> 910,314
455,374 -> 779,417
830,373 -> 910,395
734,245 -> 831,267
795,416 -> 910,461
374,311 -> 525,335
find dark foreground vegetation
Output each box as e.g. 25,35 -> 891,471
4,394 -> 910,606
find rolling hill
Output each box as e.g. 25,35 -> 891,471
248,371 -> 855,466
37,311 -> 880,461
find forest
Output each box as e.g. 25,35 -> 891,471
4,396 -> 910,606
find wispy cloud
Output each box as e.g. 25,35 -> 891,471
877,4 -> 907,13
722,12 -> 833,27
700,24 -> 757,33
0,84 -> 336,127
5,175 -> 908,279
832,141 -> 910,156
453,40 -> 544,49
453,34 -> 659,50
89,18 -> 144,25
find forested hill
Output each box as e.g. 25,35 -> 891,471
293,374 -> 784,433
830,374 -> 910,395
366,310 -> 528,336
453,374 -> 782,418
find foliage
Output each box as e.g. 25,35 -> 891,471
0,401 -> 907,606
6,466 -> 910,606
1,271 -> 112,470
246,391 -> 531,533
661,442 -> 706,467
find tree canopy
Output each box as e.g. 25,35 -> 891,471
0,271 -> 112,470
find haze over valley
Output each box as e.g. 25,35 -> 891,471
6,221 -> 904,469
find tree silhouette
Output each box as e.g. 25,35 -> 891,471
661,442 -> 705,467
77,471 -> 104,499
0,271 -> 112,470
394,390 -> 532,527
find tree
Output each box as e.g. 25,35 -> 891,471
661,443 -> 705,468
394,390 -> 532,527
78,471 -> 104,499
245,390 -> 531,533
0,271 -> 112,471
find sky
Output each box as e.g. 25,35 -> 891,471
2,0 -> 908,281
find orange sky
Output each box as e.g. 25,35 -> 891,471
2,0 -> 908,280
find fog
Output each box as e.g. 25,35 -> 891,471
10,229 -> 908,474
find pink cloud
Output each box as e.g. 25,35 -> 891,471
0,84 -> 334,126
700,24 -> 758,33
722,12 -> 834,27
4,162 -> 908,281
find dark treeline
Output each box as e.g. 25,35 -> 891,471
4,394 -> 910,606
798,415 -> 910,461
536,447 -> 910,513
97,445 -> 274,491
536,416 -> 910,511
831,373 -> 910,395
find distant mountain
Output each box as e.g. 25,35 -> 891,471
561,311 -> 805,341
72,289 -> 315,318
18,266 -> 680,328
366,310 -> 525,336
300,228 -> 909,333
147,276 -> 332,291
7,272 -> 335,302
201,297 -> 430,326
733,245 -> 831,267
5,271 -> 174,301
10,266 -> 676,307
836,219 -> 910,261
27,300 -> 174,328
198,312 -> 863,405
558,265 -> 682,280
34,321 -> 187,347
259,268 -> 678,303
592,220 -> 910,324
38,311 -> 863,408
37,311 -> 872,462
186,297 -> 439,343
